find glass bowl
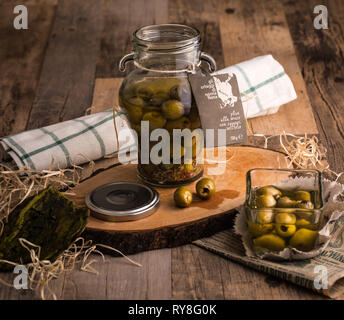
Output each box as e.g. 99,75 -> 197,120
245,168 -> 324,255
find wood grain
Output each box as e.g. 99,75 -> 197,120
65,147 -> 288,254
219,0 -> 318,135
283,0 -> 344,173
25,0 -> 103,129
0,1 -> 56,136
91,78 -> 123,113
171,244 -> 324,299
59,249 -> 171,300
168,0 -> 225,70
1,0 -> 344,301
96,0 -> 169,78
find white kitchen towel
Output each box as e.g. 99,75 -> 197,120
0,54 -> 297,170
214,54 -> 297,118
0,110 -> 135,170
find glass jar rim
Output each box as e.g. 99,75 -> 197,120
133,24 -> 200,51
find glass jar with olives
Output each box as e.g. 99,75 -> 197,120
245,169 -> 324,255
118,24 -> 217,187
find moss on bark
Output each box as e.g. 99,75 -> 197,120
0,186 -> 89,271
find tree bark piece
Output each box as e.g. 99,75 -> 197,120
0,186 -> 89,271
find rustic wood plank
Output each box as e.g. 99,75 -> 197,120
0,245 -> 171,300
0,268 -> 65,300
56,249 -> 171,299
0,1 -> 56,136
90,1 -> 171,301
91,78 -> 123,113
283,0 -> 344,173
168,0 -> 225,70
172,244 -> 325,299
96,0 -> 169,78
219,0 -> 318,135
25,0 -> 103,129
169,0 -> 326,300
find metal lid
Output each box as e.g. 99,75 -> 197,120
85,182 -> 159,222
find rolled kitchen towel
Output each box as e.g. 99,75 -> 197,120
0,54 -> 296,170
0,110 -> 135,170
213,54 -> 297,119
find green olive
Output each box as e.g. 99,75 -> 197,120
170,85 -> 180,100
127,96 -> 145,107
277,196 -> 296,208
253,234 -> 286,252
136,83 -> 154,100
289,228 -> 318,251
295,210 -> 313,220
162,100 -> 185,120
184,164 -> 194,173
303,223 -> 319,231
142,105 -> 161,114
196,178 -> 216,200
296,219 -> 311,228
256,194 -> 276,208
256,186 -> 281,198
174,187 -> 193,208
256,210 -> 274,224
152,78 -> 181,92
142,112 -> 167,130
126,105 -> 143,124
275,224 -> 296,238
164,117 -> 191,133
275,212 -> 296,224
169,85 -> 192,106
248,221 -> 274,238
294,190 -> 311,201
149,91 -> 170,106
296,200 -> 314,209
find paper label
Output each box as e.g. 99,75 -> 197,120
189,72 -> 247,147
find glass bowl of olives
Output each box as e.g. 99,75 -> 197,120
245,169 -> 324,255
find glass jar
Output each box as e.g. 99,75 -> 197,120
245,169 -> 324,256
118,24 -> 216,187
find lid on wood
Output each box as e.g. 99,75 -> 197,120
85,182 -> 159,222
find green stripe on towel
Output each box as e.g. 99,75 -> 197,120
232,64 -> 264,111
74,119 -> 106,157
40,127 -> 72,167
21,114 -> 114,160
5,136 -> 36,169
241,71 -> 286,96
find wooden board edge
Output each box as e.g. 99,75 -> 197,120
82,209 -> 238,255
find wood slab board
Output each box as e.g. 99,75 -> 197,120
67,146 -> 289,254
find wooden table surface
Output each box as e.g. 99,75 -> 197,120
1,0 -> 344,300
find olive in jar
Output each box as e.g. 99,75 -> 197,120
142,112 -> 167,131
161,100 -> 185,120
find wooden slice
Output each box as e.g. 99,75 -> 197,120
67,146 -> 289,254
